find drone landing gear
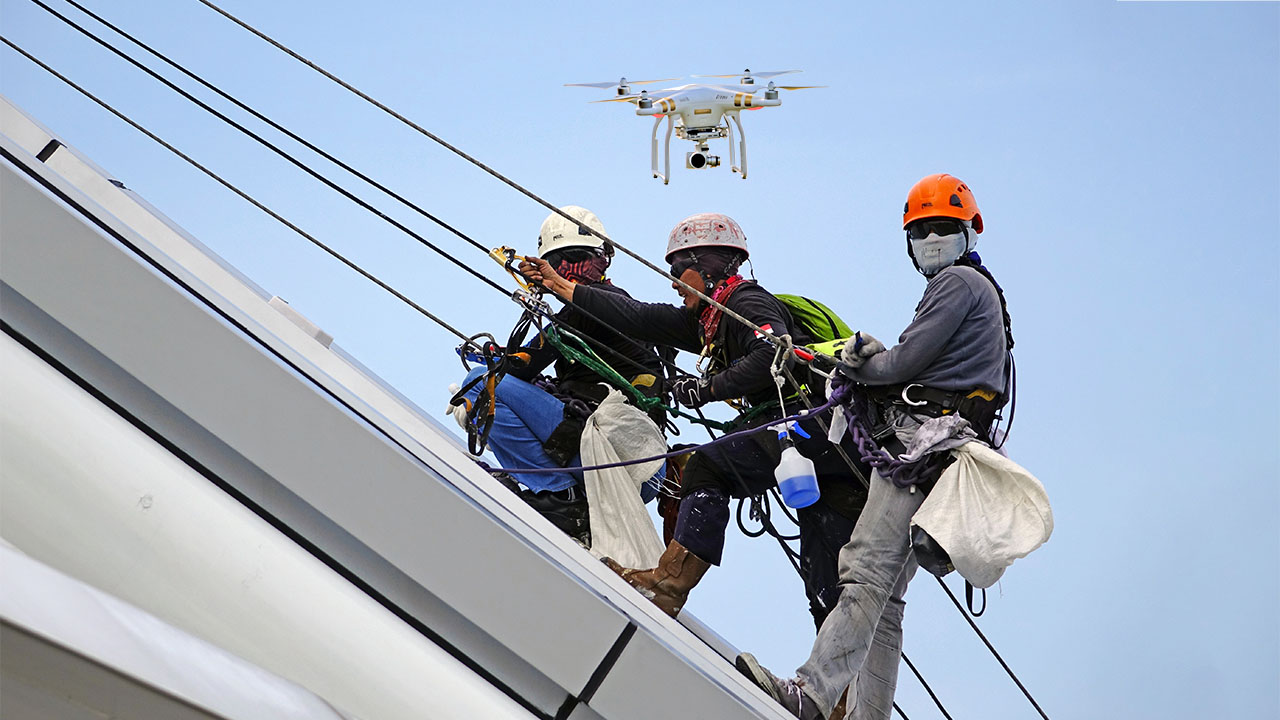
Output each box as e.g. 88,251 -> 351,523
651,115 -> 674,185
725,112 -> 748,179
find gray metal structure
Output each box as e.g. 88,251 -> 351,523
0,96 -> 789,719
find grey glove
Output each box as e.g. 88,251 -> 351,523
841,331 -> 886,370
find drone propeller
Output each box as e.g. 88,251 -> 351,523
590,87 -> 680,104
692,69 -> 800,80
710,81 -> 826,93
565,77 -> 677,89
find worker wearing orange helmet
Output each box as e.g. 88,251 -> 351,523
738,174 -> 1015,720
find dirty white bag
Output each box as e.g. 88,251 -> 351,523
911,442 -> 1053,589
580,389 -> 666,569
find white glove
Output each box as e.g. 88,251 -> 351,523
445,383 -> 470,430
841,331 -> 886,370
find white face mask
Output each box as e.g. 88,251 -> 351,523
911,230 -> 975,276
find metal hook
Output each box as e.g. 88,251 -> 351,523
901,383 -> 928,407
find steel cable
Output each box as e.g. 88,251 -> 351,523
1,36 -> 479,347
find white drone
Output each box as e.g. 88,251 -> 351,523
566,70 -> 823,184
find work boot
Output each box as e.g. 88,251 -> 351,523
601,539 -> 710,617
735,653 -> 824,720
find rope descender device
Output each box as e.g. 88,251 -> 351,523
489,246 -> 532,291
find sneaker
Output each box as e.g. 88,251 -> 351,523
735,653 -> 824,720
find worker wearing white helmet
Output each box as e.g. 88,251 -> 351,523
521,213 -> 871,621
453,206 -> 666,545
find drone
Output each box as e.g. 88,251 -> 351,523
566,70 -> 824,184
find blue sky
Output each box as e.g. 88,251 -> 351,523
3,1 -> 1277,717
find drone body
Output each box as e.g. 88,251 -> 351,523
567,70 -> 823,184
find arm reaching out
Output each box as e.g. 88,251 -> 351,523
519,257 -> 575,302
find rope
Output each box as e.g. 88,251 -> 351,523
934,576 -> 1051,720
27,0 -> 511,298
899,653 -> 953,720
493,397 -> 837,475
1,36 -> 480,347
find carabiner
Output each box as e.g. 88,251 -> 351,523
901,383 -> 928,407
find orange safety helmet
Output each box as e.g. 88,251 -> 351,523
903,174 -> 983,234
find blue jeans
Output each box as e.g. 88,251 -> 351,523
461,368 -> 663,499
462,367 -> 581,493
796,409 -> 924,720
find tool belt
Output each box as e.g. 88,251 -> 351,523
865,383 -> 1003,441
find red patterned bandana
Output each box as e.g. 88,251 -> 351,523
698,275 -> 746,344
557,255 -> 611,285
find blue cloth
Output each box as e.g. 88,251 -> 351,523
461,367 -> 664,500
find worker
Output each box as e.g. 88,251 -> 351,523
736,174 -> 1014,720
520,213 -> 870,619
453,206 -> 666,545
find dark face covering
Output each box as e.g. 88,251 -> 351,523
668,248 -> 745,293
547,248 -> 611,284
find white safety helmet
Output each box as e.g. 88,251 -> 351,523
538,205 -> 608,258
664,213 -> 749,263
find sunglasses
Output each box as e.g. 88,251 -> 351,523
669,255 -> 699,278
906,218 -> 966,241
543,248 -> 598,266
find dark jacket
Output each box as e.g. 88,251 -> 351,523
573,280 -> 813,407
508,282 -> 664,401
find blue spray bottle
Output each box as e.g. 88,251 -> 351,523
773,422 -> 820,509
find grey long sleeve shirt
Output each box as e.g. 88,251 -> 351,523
850,265 -> 1007,394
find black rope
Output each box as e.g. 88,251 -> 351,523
900,653 -> 954,720
1,36 -> 478,346
935,576 -> 1051,719
27,0 -> 510,298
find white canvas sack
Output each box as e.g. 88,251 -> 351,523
911,441 -> 1053,589
579,389 -> 666,569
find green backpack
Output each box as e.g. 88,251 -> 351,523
775,294 -> 855,358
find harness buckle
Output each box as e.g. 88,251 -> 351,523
901,383 -> 928,407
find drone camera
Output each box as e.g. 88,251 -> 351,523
686,151 -> 720,169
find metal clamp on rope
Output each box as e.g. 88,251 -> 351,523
901,383 -> 928,407
510,286 -> 551,316
489,246 -> 531,291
